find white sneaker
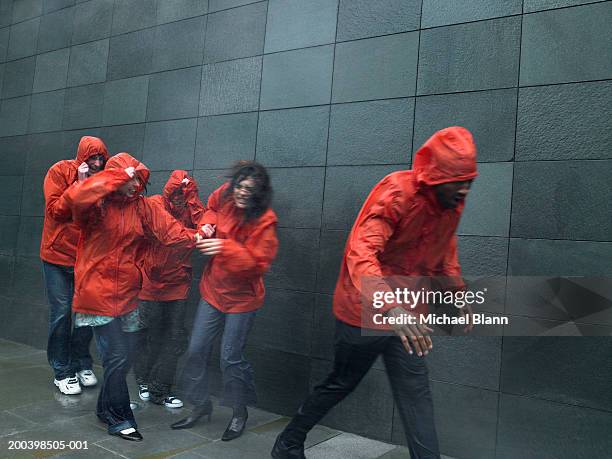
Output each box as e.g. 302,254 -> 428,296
76,370 -> 98,387
54,376 -> 82,395
130,401 -> 139,410
163,396 -> 184,408
138,384 -> 150,401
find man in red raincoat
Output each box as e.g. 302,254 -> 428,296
134,170 -> 205,408
40,136 -> 109,395
272,127 -> 478,459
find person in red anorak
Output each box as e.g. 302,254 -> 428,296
41,136 -> 108,396
272,127 -> 478,459
171,161 -> 278,443
60,153 -> 198,442
134,170 -> 205,409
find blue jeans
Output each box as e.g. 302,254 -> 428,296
180,299 -> 257,408
42,261 -> 93,380
93,318 -> 138,434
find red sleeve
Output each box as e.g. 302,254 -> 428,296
434,235 -> 465,291
43,165 -> 76,223
345,188 -> 405,314
64,168 -> 131,226
139,196 -> 197,249
198,184 -> 227,227
182,179 -> 206,227
215,215 -> 278,277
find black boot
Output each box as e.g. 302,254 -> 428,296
170,400 -> 213,429
270,432 -> 306,459
222,406 -> 248,441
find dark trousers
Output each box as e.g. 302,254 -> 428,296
179,299 -> 257,409
282,320 -> 441,459
42,260 -> 93,380
93,318 -> 138,434
133,300 -> 187,401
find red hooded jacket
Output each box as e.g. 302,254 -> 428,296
139,170 -> 206,302
40,136 -> 109,266
332,127 -> 478,329
198,183 -> 278,313
59,153 -> 197,317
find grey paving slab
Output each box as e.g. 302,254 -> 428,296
0,411 -> 37,438
306,433 -> 396,459
7,389 -> 98,424
251,416 -> 341,449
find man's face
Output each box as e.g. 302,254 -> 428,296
85,154 -> 106,175
233,178 -> 255,209
170,192 -> 186,209
433,180 -> 473,209
119,177 -> 141,197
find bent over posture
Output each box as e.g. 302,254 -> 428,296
272,127 -> 478,459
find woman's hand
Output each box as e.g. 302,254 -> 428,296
196,237 -> 224,256
201,224 -> 216,238
77,162 -> 89,181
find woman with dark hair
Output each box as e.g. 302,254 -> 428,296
171,161 -> 278,441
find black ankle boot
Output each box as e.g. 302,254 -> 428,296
271,432 -> 306,459
170,400 -> 213,430
221,407 -> 248,441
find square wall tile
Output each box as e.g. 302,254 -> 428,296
101,123 -> 145,159
143,118 -> 197,171
315,230 -> 347,295
337,0 -> 421,42
256,106 -> 329,167
209,0 -> 259,13
67,39 -> 109,87
204,2 -> 265,63
310,294 -> 335,359
62,83 -> 104,130
107,28 -> 155,80
524,0 -> 600,13
520,2 -> 612,86
458,162 -> 513,237
152,16 -> 205,72
28,89 -> 65,133
111,0 -> 156,35
0,136 -> 28,175
33,48 -> 69,93
328,98 -> 414,165
20,175 -> 45,216
414,89 -> 517,163
44,0 -> 75,14
0,96 -> 31,137
249,288 -> 315,355
322,165 -> 404,230
497,394 -> 612,459
421,0 -> 521,28
418,17 -> 521,95
501,337 -> 612,411
0,0 -> 13,28
11,0 -> 42,23
0,175 -> 23,214
26,131 -> 65,175
200,56 -> 261,115
332,32 -> 418,103
268,167 -> 325,228
145,169 -> 172,196
147,66 -> 201,122
7,17 -> 39,60
0,215 -> 19,255
37,6 -> 73,53
3,56 -> 36,98
12,255 -> 46,305
192,169 -> 230,202
72,0 -> 113,45
260,46 -> 333,110
511,160 -> 612,240
157,0 -> 208,24
266,227 -> 319,292
0,255 -> 15,296
0,27 -> 8,61
516,81 -> 612,161
194,112 -> 257,169
103,75 -> 149,126
457,236 -> 508,277
16,216 -> 44,257
264,0 -> 337,53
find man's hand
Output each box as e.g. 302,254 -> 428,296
181,177 -> 190,185
457,303 -> 474,334
386,307 -> 434,357
201,224 -> 216,238
125,166 -> 135,178
196,237 -> 223,256
77,162 -> 89,181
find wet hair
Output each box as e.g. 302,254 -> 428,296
224,161 -> 273,223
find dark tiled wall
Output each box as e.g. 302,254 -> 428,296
1,1 -> 611,457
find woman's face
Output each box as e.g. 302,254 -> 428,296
233,178 -> 255,209
119,177 -> 141,197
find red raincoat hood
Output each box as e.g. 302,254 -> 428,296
413,127 -> 478,186
163,170 -> 190,200
75,136 -> 109,163
105,152 -> 150,188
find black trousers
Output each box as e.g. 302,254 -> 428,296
133,300 -> 188,401
283,320 -> 441,459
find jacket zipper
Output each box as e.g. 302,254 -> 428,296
115,206 -> 123,316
